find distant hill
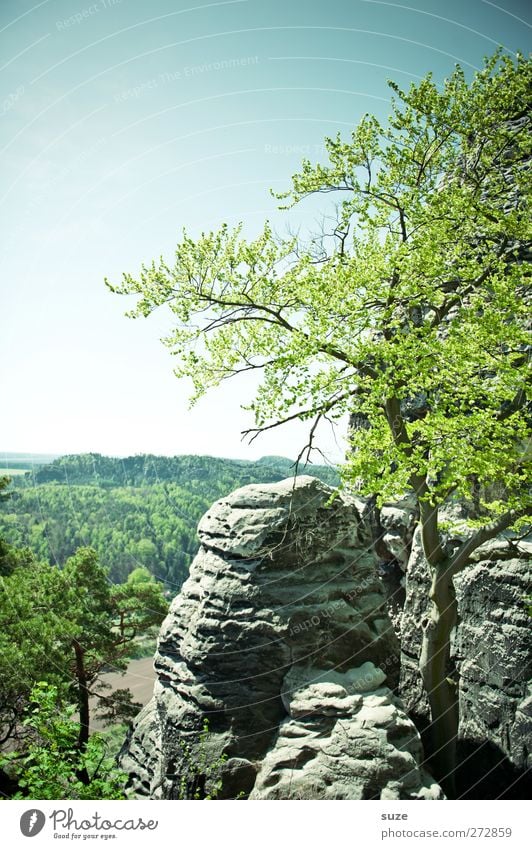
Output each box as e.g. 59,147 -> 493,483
0,453 -> 339,591
1,452 -> 61,471
27,452 -> 339,488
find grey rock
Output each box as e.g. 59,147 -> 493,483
250,665 -> 443,800
379,498 -> 418,571
400,520 -> 532,782
119,476 -> 439,799
360,485 -> 532,793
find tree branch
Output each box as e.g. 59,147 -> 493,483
450,506 -> 531,576
242,388 -> 355,445
384,394 -> 446,565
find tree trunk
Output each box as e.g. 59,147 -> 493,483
73,638 -> 91,785
419,562 -> 459,798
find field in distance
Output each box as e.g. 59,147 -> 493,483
1,452 -> 61,472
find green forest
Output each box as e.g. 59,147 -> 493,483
0,453 -> 338,589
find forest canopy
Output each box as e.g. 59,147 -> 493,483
0,453 -> 338,588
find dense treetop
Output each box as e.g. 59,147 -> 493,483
107,51 -> 531,797
109,52 -> 530,522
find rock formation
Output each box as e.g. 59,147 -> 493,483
250,662 -> 439,799
402,533 -> 532,797
377,498 -> 532,798
119,476 -> 442,799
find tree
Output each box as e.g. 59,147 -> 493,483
107,51 -> 531,796
0,547 -> 168,770
0,483 -> 74,748
1,682 -> 127,800
0,476 -> 18,577
0,552 -> 70,748
61,548 -> 168,760
0,476 -> 10,501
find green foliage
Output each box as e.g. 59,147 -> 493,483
28,452 -> 338,488
0,553 -> 72,745
1,683 -> 127,800
61,547 -> 168,732
64,547 -> 115,649
0,480 -> 203,586
108,51 -> 530,529
0,546 -> 167,751
0,476 -> 11,502
175,719 -> 227,800
0,454 -> 338,586
111,564 -> 169,645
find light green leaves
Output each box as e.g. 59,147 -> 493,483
109,50 -> 531,531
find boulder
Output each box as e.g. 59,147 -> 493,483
250,664 -> 442,799
119,476 -> 438,799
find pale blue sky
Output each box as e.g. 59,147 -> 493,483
1,0 -> 530,461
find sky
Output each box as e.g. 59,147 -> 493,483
0,0 -> 530,462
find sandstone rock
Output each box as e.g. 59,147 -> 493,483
354,496 -> 416,638
119,476 -> 438,799
356,484 -> 532,796
400,521 -> 532,796
250,665 -> 443,800
379,498 -> 418,571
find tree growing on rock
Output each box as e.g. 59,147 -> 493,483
107,51 -> 531,797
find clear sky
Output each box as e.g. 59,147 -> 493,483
1,0 -> 530,462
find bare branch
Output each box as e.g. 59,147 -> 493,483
242,388 -> 355,445
242,409 -> 314,444
294,412 -> 324,471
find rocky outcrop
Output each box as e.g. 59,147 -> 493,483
454,540 -> 532,794
396,503 -> 532,798
119,476 -> 441,799
370,497 -> 417,636
250,663 -> 441,799
352,479 -> 531,797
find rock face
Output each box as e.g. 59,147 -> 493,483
353,481 -> 531,797
120,476 -> 441,799
250,663 -> 440,800
397,504 -> 532,798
